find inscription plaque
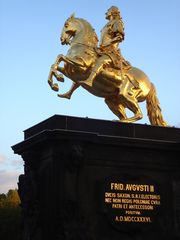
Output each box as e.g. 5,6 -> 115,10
103,177 -> 163,232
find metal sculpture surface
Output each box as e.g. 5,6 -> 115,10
48,6 -> 167,126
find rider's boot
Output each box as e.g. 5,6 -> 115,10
81,70 -> 98,87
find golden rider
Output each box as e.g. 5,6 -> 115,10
81,6 -> 130,87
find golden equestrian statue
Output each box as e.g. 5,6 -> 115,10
48,6 -> 167,126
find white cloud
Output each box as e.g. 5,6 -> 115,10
0,154 -> 7,164
0,153 -> 23,193
0,170 -> 22,194
0,153 -> 23,170
11,159 -> 23,166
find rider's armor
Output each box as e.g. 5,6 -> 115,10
98,17 -> 131,71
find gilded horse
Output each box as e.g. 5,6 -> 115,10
48,14 -> 167,126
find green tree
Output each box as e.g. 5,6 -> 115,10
6,189 -> 21,207
0,193 -> 6,207
0,189 -> 22,240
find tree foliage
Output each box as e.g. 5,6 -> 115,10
0,189 -> 22,240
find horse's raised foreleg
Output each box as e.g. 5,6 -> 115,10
54,54 -> 66,65
55,54 -> 85,67
48,53 -> 86,92
48,54 -> 67,91
48,68 -> 60,91
48,65 -> 65,92
58,82 -> 80,99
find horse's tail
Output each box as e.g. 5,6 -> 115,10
146,83 -> 168,126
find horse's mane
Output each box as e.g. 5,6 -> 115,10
75,17 -> 99,45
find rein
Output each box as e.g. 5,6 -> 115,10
70,40 -> 96,50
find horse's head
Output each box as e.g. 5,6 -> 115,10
60,14 -> 98,47
60,14 -> 78,45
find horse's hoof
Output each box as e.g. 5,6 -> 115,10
57,93 -> 70,99
52,83 -> 59,92
57,74 -> 64,82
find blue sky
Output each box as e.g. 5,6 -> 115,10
0,0 -> 180,193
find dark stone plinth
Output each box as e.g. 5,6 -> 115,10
12,115 -> 180,240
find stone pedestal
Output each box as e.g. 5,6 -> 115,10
12,115 -> 180,240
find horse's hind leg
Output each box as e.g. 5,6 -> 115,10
105,98 -> 127,121
119,94 -> 143,123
